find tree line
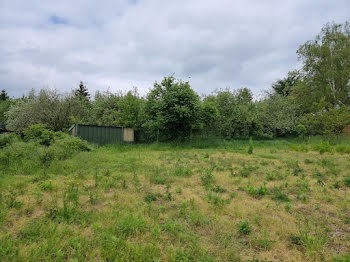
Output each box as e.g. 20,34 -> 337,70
1,22 -> 350,141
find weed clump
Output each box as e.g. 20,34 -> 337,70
343,176 -> 350,187
206,192 -> 228,208
238,221 -> 251,235
144,193 -> 160,203
238,164 -> 258,177
200,168 -> 214,188
247,184 -> 269,198
212,185 -> 226,193
271,186 -> 289,202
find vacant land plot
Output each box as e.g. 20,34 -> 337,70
0,140 -> 350,261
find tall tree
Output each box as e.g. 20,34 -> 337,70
144,76 -> 201,141
272,70 -> 302,96
74,81 -> 90,99
0,90 -> 9,101
295,22 -> 350,112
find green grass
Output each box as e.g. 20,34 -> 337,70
0,138 -> 350,261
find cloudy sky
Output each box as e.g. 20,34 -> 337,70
0,0 -> 349,98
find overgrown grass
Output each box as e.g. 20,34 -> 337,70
1,134 -> 350,261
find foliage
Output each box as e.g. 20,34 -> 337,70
23,124 -> 56,146
272,70 -> 302,96
143,76 -> 201,141
4,22 -> 350,140
6,89 -> 72,132
0,100 -> 13,123
296,124 -> 307,138
257,94 -> 300,137
74,81 -> 90,99
90,88 -> 144,129
301,106 -> 350,135
0,133 -> 18,149
204,88 -> 260,138
294,22 -> 350,113
0,90 -> 9,101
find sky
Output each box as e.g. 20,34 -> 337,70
0,0 -> 349,98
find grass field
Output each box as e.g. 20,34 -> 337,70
1,139 -> 350,261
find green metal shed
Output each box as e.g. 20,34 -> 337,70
68,124 -> 134,145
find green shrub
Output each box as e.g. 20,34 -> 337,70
49,135 -> 91,160
0,133 -> 18,149
23,124 -> 55,146
296,124 -> 307,138
0,141 -> 41,174
301,106 -> 350,136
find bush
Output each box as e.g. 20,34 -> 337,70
49,135 -> 91,160
0,133 -> 18,149
23,124 -> 55,146
0,141 -> 41,174
0,126 -> 91,175
301,107 -> 350,136
296,124 -> 307,138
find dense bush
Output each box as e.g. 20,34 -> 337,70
0,100 -> 12,123
23,124 -> 56,146
0,133 -> 18,149
301,107 -> 350,135
0,125 -> 91,175
143,76 -> 201,141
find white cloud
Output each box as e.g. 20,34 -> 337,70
0,0 -> 349,97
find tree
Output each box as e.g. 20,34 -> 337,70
0,90 -> 9,101
200,98 -> 219,135
300,107 -> 350,135
113,88 -> 145,129
257,94 -> 300,137
295,22 -> 350,112
6,89 -> 72,131
272,70 -> 302,96
208,88 -> 259,138
0,100 -> 12,123
143,76 -> 201,141
74,81 -> 90,99
90,91 -> 121,126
